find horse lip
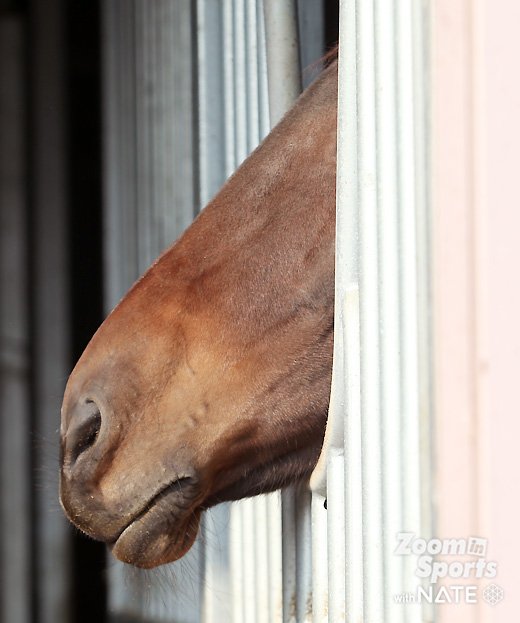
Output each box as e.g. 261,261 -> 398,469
109,475 -> 198,546
107,474 -> 204,568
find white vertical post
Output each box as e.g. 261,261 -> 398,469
312,0 -> 431,621
343,289 -> 363,622
357,0 -> 385,618
374,0 -> 403,618
394,2 -> 426,619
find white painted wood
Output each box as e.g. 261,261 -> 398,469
311,1 -> 432,621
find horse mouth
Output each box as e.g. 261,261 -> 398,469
109,477 -> 202,569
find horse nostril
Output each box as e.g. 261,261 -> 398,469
66,399 -> 102,467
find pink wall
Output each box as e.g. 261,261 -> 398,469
432,0 -> 520,621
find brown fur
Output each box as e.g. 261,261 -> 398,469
60,60 -> 338,568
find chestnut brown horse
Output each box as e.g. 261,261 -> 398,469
60,57 -> 338,569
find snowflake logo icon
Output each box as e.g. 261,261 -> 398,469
482,583 -> 504,606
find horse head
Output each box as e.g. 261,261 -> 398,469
60,61 -> 337,569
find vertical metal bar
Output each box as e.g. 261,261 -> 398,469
281,490 -> 297,623
241,500 -> 258,623
103,0 -> 138,312
310,494 -> 328,623
343,289 -> 363,621
262,0 -> 302,125
29,0 -> 73,619
233,0 -> 249,165
374,1 -> 406,621
230,505 -> 246,623
246,0 -> 260,150
254,496 -> 270,623
280,490 -> 314,623
412,4 -> 434,622
395,3 -> 423,618
223,0 -> 237,178
296,0 -> 325,88
201,505 -> 232,623
327,455 -> 346,622
134,0 -> 152,273
257,0 -> 271,138
357,0 -> 386,618
295,489 -> 313,623
0,17 -> 31,623
267,492 -> 284,622
196,0 -> 226,208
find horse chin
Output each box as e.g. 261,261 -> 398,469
110,505 -> 202,569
